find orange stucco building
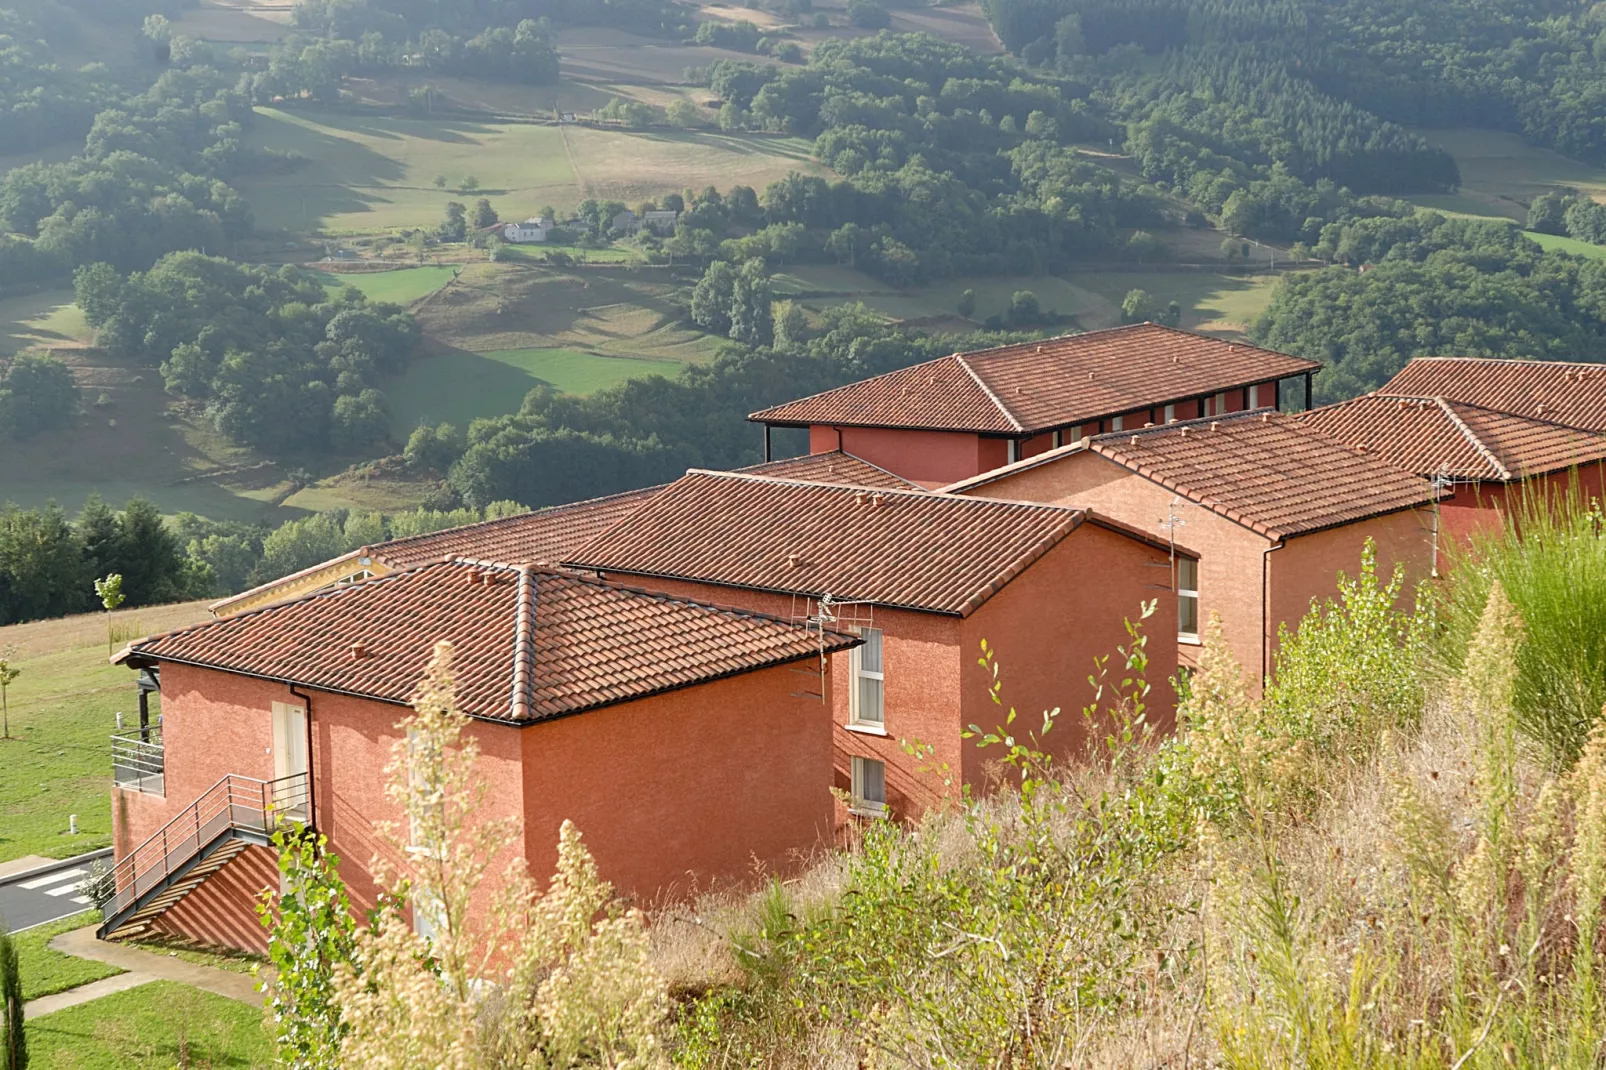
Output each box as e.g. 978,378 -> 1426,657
107,562 -> 857,952
946,411 -> 1443,692
563,469 -> 1188,820
751,324 -> 1322,487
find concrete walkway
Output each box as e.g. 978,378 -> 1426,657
22,925 -> 266,1020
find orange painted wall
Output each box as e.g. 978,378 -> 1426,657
960,521 -> 1179,782
1437,464 -> 1606,552
955,450 -> 1433,694
517,662 -> 835,903
1266,508 -> 1435,662
808,425 -> 990,487
587,526 -> 1173,821
116,658 -> 838,952
114,664 -> 527,953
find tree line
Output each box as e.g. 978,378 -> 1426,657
0,496 -> 526,626
1249,215 -> 1606,402
72,252 -> 420,457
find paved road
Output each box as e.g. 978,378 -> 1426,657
0,849 -> 111,933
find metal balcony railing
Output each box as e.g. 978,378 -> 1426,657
112,730 -> 165,795
100,772 -> 309,924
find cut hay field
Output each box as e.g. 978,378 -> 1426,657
386,261 -> 711,433
783,268 -> 1287,337
239,108 -> 831,237
309,265 -> 460,304
388,347 -> 679,433
1411,127 -> 1606,222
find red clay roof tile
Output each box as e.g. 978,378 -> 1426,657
951,411 -> 1438,540
750,324 -> 1321,434
565,470 -> 1086,616
128,561 -> 855,722
1382,357 -> 1606,432
1297,395 -> 1606,482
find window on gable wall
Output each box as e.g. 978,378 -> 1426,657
851,755 -> 887,816
1177,557 -> 1200,642
850,628 -> 884,728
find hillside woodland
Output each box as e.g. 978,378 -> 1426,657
251,496 -> 1606,1067
8,0 -> 1606,615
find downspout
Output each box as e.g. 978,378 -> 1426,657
288,683 -> 316,834
1304,372 -> 1313,411
1261,540 -> 1286,687
763,423 -> 772,463
834,426 -> 843,451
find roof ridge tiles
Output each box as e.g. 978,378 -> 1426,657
680,467 -> 1082,512
1431,398 -> 1511,481
508,565 -> 537,721
954,352 -> 1025,431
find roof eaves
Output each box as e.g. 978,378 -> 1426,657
953,352 -> 1025,432
950,508 -> 1085,617
208,548 -> 366,615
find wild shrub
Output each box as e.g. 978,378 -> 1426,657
1439,483 -> 1606,765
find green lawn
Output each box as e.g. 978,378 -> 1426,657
387,347 -> 679,434
1411,127 -> 1606,222
238,109 -> 579,234
14,912 -> 123,1000
309,265 -> 460,304
1528,231 -> 1606,259
25,980 -> 272,1068
0,602 -> 212,864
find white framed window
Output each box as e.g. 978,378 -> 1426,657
1110,414 -> 1124,432
850,756 -> 886,816
1007,439 -> 1021,463
1214,391 -> 1229,415
270,702 -> 308,821
1164,403 -> 1176,423
1177,557 -> 1200,642
848,629 -> 884,730
1248,383 -> 1262,409
412,888 -> 442,944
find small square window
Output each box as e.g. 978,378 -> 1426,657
850,629 -> 884,727
1177,557 -> 1200,641
1164,404 -> 1176,423
1110,414 -> 1124,432
851,756 -> 886,816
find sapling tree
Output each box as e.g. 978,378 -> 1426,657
0,646 -> 18,740
307,641 -> 666,1066
94,573 -> 124,655
257,826 -> 358,1070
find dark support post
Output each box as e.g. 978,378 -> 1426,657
763,423 -> 772,462
1304,372 -> 1313,411
137,689 -> 149,737
1275,379 -> 1282,411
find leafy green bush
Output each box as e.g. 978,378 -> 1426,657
1438,482 -> 1606,766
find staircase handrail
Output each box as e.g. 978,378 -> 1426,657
103,771 -> 308,919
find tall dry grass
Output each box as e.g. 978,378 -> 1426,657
656,539 -> 1606,1067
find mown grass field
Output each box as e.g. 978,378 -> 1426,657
1412,127 -> 1606,222
784,267 -> 1287,337
387,346 -> 679,434
309,265 -> 460,304
239,108 -> 831,237
15,913 -> 123,997
0,602 -> 212,864
25,980 -> 272,1068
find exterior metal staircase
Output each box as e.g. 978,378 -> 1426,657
98,773 -> 308,940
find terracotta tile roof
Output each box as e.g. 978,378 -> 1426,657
738,450 -> 921,489
950,411 -> 1437,540
749,324 -> 1321,434
127,561 -> 855,723
211,454 -> 916,615
373,487 -> 661,571
1382,357 -> 1606,432
1297,395 -> 1606,482
565,470 -> 1087,616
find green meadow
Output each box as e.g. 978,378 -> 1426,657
387,346 -> 679,434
